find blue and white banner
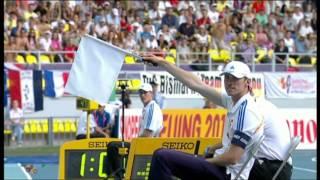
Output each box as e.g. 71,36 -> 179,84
44,70 -> 69,98
264,72 -> 317,98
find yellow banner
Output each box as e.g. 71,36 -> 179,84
161,109 -> 227,138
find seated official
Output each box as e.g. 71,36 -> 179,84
76,111 -> 110,139
92,104 -> 112,136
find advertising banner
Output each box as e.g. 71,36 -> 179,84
118,108 -> 316,149
140,72 -> 264,98
281,109 -> 317,149
264,72 -> 317,98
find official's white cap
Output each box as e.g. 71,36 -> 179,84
220,61 -> 251,78
139,83 -> 153,92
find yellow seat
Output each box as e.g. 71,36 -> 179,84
42,120 -> 48,133
39,54 -> 51,64
4,129 -> 12,134
57,120 -> 65,133
165,55 -> 175,64
311,57 -> 316,65
125,55 -> 136,64
169,49 -> 177,59
26,54 -> 38,64
71,120 -> 77,132
29,120 -> 37,133
64,120 -> 72,133
36,121 -> 43,133
53,120 -> 59,133
24,121 -> 30,133
288,57 -> 298,66
15,55 -> 25,63
208,49 -> 220,61
255,48 -> 267,63
220,49 -> 231,62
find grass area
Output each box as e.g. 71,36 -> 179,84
4,146 -> 60,156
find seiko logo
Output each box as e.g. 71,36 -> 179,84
162,142 -> 195,150
88,141 -> 108,148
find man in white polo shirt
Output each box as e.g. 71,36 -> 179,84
138,83 -> 163,137
141,53 -> 264,180
248,97 -> 292,180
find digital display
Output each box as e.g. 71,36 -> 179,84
65,150 -> 110,179
130,155 -> 153,180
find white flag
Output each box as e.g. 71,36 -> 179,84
65,35 -> 127,104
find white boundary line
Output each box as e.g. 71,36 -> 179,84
293,166 -> 317,173
17,163 -> 32,180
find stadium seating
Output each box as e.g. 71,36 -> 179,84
39,54 -> 51,64
26,54 -> 38,64
208,49 -> 230,62
125,55 -> 136,64
15,54 -> 25,63
165,49 -> 177,64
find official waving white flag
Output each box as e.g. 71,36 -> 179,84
65,34 -> 128,104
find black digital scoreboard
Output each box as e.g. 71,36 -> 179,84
59,137 -> 221,179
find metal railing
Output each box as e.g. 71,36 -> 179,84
4,50 -> 317,72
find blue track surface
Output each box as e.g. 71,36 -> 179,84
4,150 -> 316,179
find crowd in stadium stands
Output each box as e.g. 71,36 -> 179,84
3,0 -> 317,67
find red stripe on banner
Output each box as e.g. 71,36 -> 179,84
8,70 -> 22,108
62,72 -> 69,87
63,72 -> 70,95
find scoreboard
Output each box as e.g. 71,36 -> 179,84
58,137 -> 221,179
125,138 -> 221,180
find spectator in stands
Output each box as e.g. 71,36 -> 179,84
49,1 -> 61,20
148,1 -> 163,32
236,33 -> 256,64
252,0 -> 266,13
76,110 -> 110,140
196,6 -> 211,28
295,35 -> 310,64
178,15 -> 195,38
274,39 -> 289,64
4,35 -> 18,62
283,9 -> 297,34
107,8 -> 121,29
177,35 -> 192,64
63,39 -> 77,63
242,6 -> 255,27
92,104 -> 112,136
50,31 -> 63,62
255,9 -> 268,26
297,19 -> 314,38
9,100 -> 24,146
39,30 -> 52,52
177,8 -> 188,26
292,4 -> 304,25
206,3 -> 218,23
284,31 -> 295,54
161,6 -> 178,29
255,25 -> 269,47
94,18 -> 108,39
26,29 -> 38,52
157,24 -> 174,45
194,25 -> 210,60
